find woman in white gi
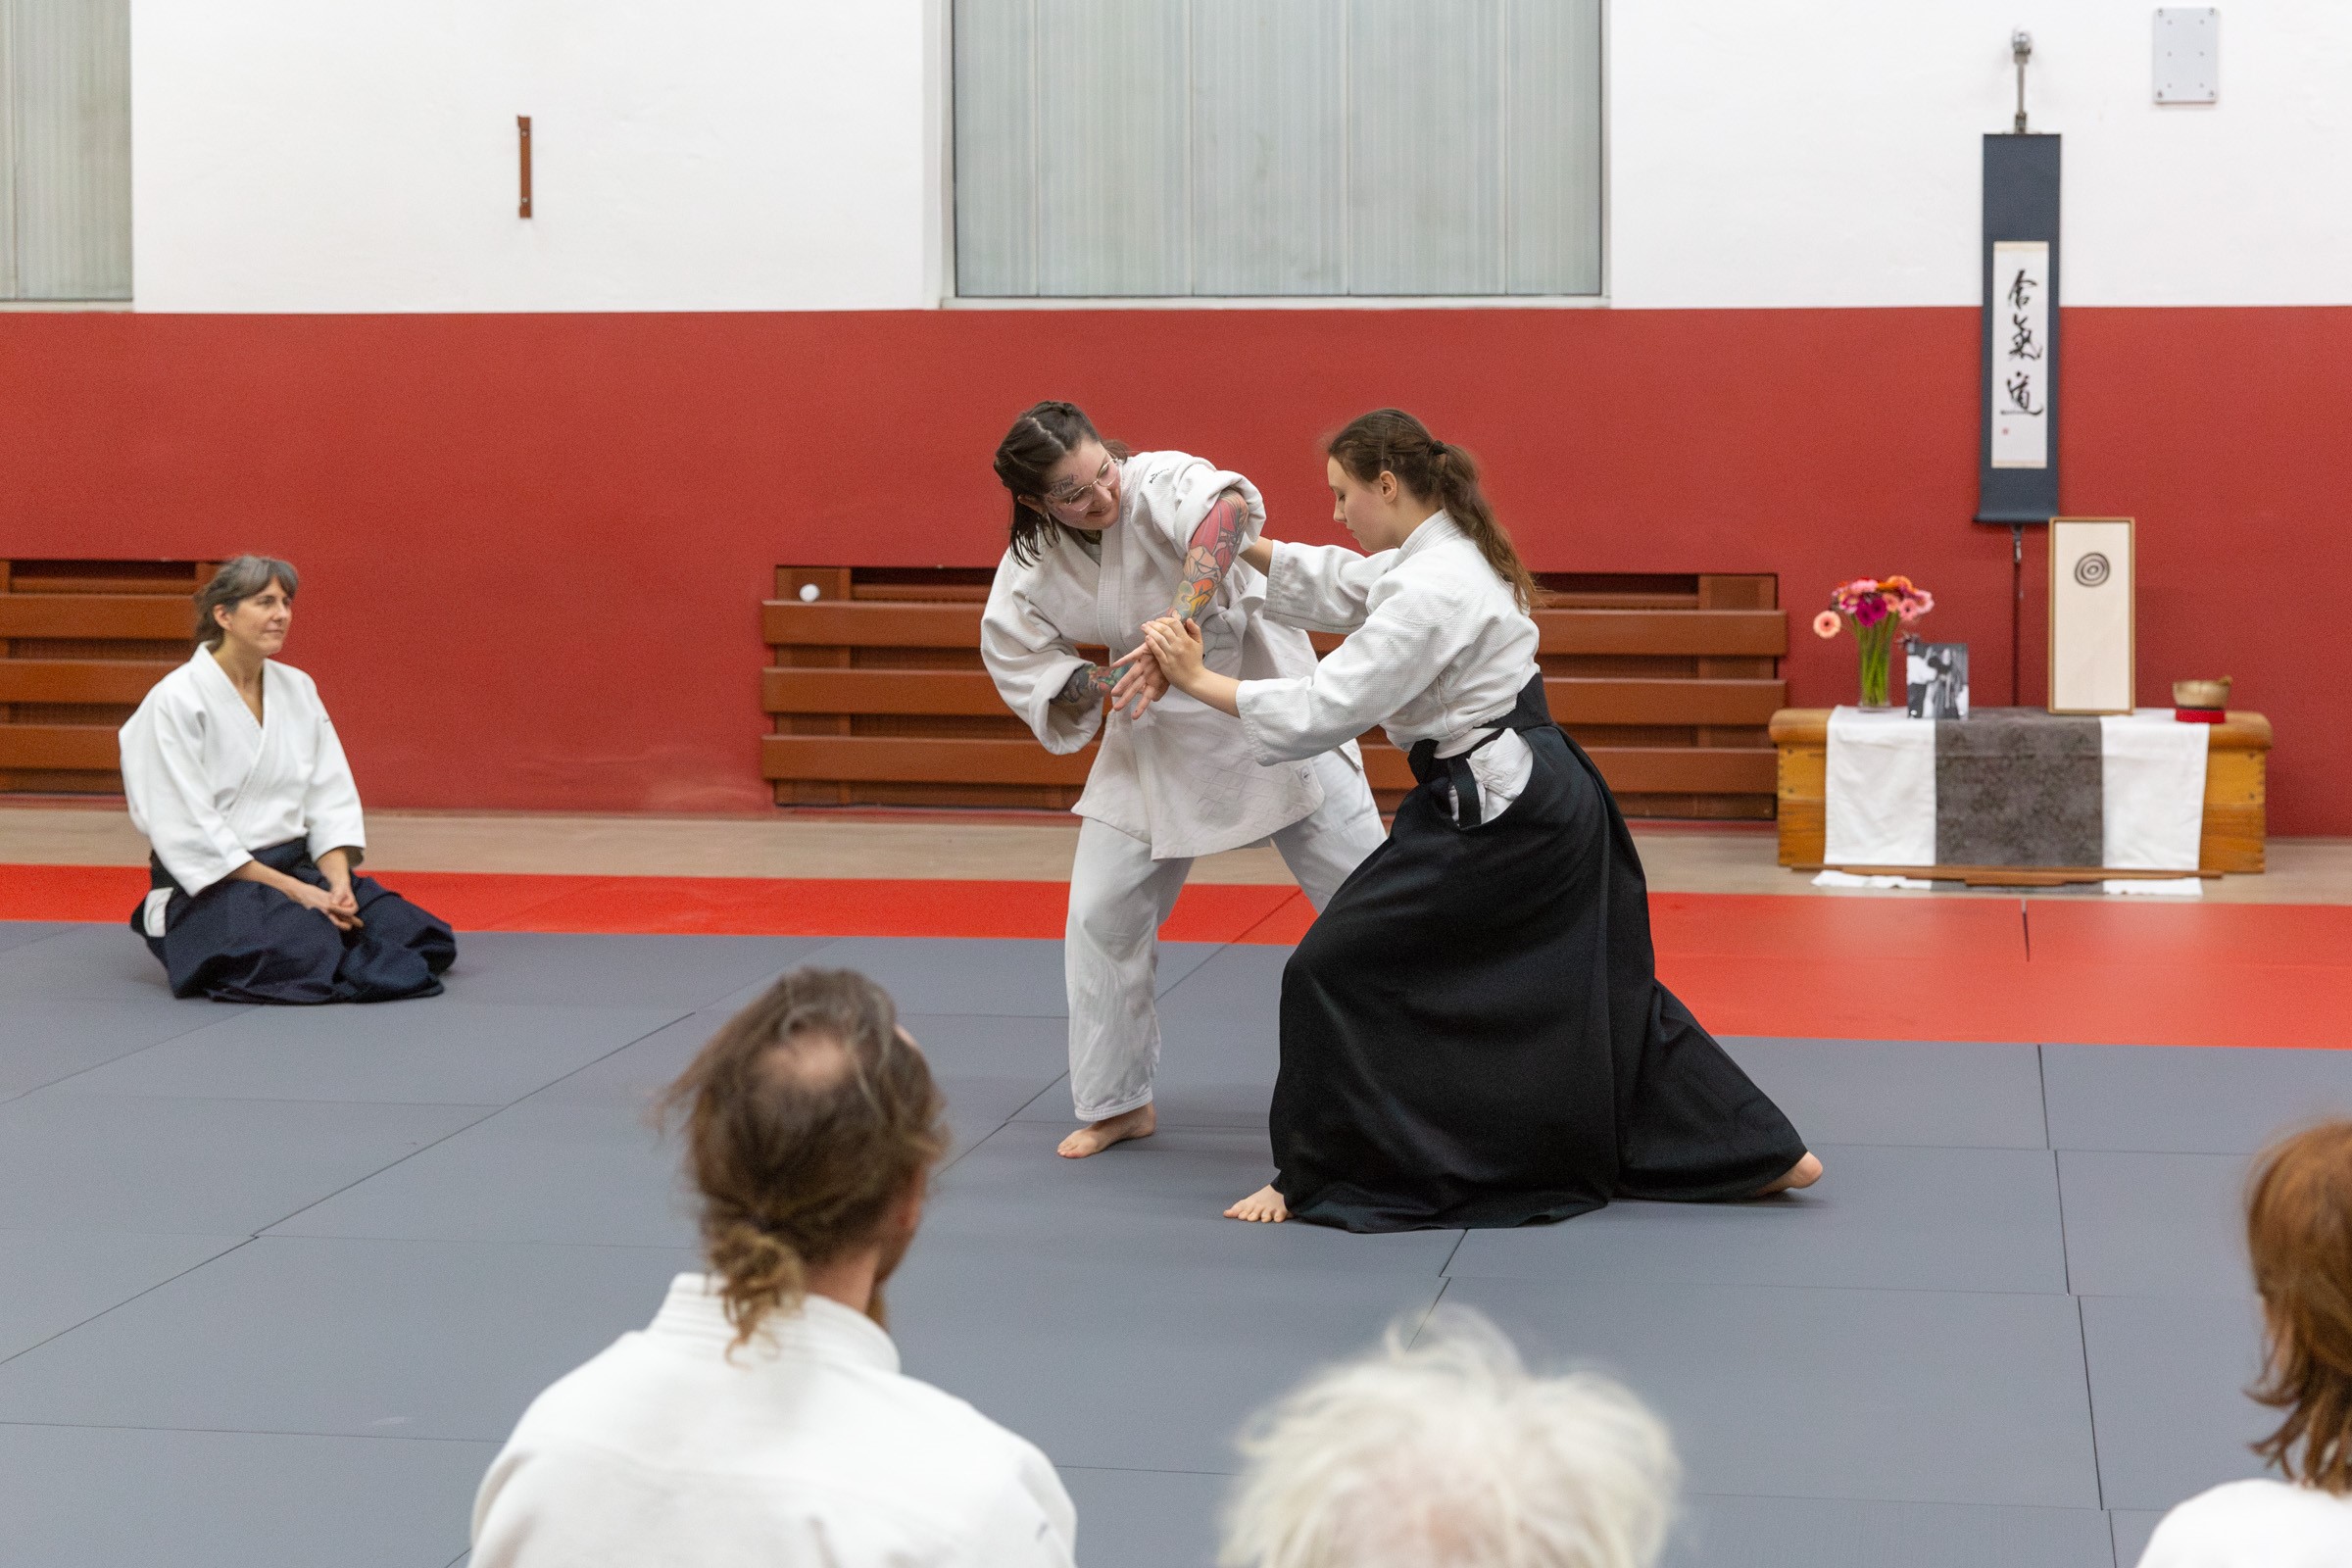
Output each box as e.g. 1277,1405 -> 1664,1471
982,402 -> 1387,1157
118,554 -> 454,1003
1142,410 -> 1822,1230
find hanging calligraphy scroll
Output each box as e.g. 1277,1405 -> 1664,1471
1977,134 -> 2061,524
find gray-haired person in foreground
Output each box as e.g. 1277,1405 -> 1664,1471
1220,1307 -> 1678,1568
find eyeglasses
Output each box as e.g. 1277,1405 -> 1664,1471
1044,457 -> 1116,509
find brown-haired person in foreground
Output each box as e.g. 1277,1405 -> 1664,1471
1141,410 -> 1819,1230
2136,1120 -> 2352,1566
469,969 -> 1077,1568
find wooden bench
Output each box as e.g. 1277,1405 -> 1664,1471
762,567 -> 1788,814
1767,707 -> 2272,873
0,561 -> 205,794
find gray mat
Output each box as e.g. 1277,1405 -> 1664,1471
444,932 -> 832,1008
0,1092 -> 492,1234
1670,1494 -> 2116,1568
1056,1467 -> 1231,1568
0,996 -> 252,1101
0,1423 -> 491,1568
2058,1150 -> 2253,1298
1447,1144 -> 2066,1294
266,1099 -> 699,1250
0,922 -> 182,1001
923,1119 -> 1461,1276
0,1229 -> 248,1361
2111,1509 -> 2165,1566
0,920 -> 73,955
1443,1275 -> 2099,1507
2080,1293 -> 2271,1510
2044,1043 -> 2352,1153
48,1001 -> 688,1106
0,1234 -> 699,1442
1721,1038 -> 2050,1150
888,1251 -> 1445,1474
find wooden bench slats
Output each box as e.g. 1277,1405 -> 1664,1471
762,667 -> 1787,727
765,601 -> 1788,658
0,724 -> 121,770
0,596 -> 189,640
761,734 -> 1776,797
0,660 -> 175,705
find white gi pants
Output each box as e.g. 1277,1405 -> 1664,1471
1064,749 -> 1387,1121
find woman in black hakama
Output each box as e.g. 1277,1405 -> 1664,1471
1142,411 -> 1817,1232
119,555 -> 455,1004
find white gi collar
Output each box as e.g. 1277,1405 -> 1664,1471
642,1272 -> 902,1375
1394,510 -> 1461,562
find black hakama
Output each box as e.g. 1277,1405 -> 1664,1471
1271,676 -> 1806,1232
133,839 -> 456,1004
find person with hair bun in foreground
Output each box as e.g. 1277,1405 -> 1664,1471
118,553 -> 453,1003
470,968 -> 1076,1568
1142,410 -> 1817,1229
2136,1120 -> 2352,1566
1220,1306 -> 1678,1568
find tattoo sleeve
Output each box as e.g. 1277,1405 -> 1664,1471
1168,489 -> 1248,621
1051,662 -> 1120,708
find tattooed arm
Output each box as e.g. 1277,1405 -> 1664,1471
1107,488 -> 1251,710
1051,662 -> 1118,709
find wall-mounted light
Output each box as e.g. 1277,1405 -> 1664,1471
2011,30 -> 2034,134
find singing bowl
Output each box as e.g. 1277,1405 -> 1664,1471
2173,677 -> 2233,710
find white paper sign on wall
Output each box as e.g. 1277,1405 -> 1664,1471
1990,240 -> 2050,470
2049,517 -> 2136,714
2154,9 -> 2220,105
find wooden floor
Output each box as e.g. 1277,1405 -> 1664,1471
5,801 -> 2349,904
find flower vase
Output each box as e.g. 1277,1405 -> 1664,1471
1854,618 -> 1897,710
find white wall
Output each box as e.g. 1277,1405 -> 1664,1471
129,1 -> 2352,313
1609,0 -> 2352,308
130,0 -> 943,312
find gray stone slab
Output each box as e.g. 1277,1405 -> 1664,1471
0,1422 -> 493,1568
0,995 -> 251,1101
2044,1044 -> 2352,1154
48,1001 -> 688,1105
889,1251 -> 1446,1474
1057,1466 -> 1229,1568
0,1234 -> 698,1442
0,1093 -> 492,1235
267,1099 -> 699,1250
1448,1144 -> 2066,1294
923,1119 -> 1460,1276
1444,1276 -> 2099,1507
2059,1150 -> 2253,1298
2111,1510 -> 2164,1567
1669,1494 -> 2116,1568
443,932 -> 833,1008
1721,1037 -> 2050,1150
0,1229 -> 247,1360
2081,1293 -> 2272,1511
0,922 -> 181,1001
0,920 -> 72,955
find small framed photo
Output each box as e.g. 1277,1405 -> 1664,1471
1906,641 -> 1970,718
2049,516 -> 2135,714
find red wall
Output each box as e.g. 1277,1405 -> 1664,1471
2,307 -> 2343,831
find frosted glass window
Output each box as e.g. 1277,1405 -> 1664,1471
955,0 -> 1600,298
1,0 -> 132,301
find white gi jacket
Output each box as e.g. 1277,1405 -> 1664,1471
117,649 -> 368,896
471,1275 -> 1078,1568
982,449 -> 1351,858
1239,513 -> 1543,817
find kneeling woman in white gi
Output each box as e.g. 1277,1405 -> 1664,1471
1143,410 -> 1823,1231
982,402 -> 1387,1157
119,555 -> 455,1003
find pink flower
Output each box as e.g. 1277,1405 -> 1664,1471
1853,597 -> 1890,628
1812,610 -> 1842,639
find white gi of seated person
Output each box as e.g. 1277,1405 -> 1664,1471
472,968 -> 1076,1568
980,401 -> 1386,1157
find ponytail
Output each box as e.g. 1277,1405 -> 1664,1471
1327,410 -> 1539,611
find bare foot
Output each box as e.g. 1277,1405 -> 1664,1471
1751,1152 -> 1824,1198
1223,1183 -> 1289,1223
1057,1103 -> 1155,1158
